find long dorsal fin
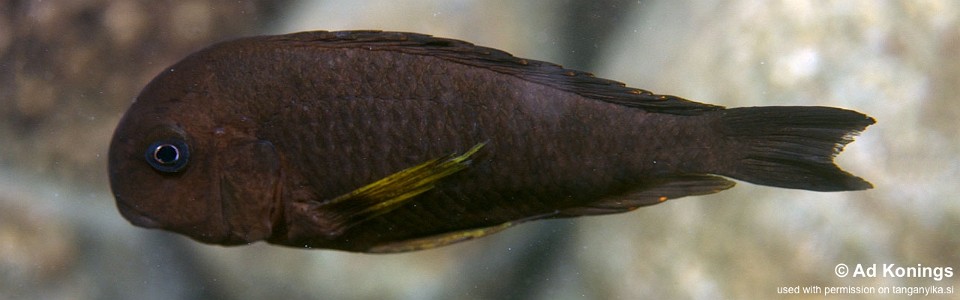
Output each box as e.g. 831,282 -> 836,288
268,30 -> 724,115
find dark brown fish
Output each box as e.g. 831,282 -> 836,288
108,30 -> 875,253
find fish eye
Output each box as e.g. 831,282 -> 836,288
145,139 -> 190,173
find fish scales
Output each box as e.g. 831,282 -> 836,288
267,49 -> 681,249
109,31 -> 874,252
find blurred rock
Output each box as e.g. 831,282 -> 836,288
1,0 -> 288,187
0,193 -> 77,299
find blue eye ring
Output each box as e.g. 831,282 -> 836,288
145,139 -> 190,173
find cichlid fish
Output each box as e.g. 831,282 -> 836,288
108,31 -> 875,253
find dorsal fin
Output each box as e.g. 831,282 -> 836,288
269,30 -> 724,115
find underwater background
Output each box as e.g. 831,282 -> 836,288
2,0 -> 958,299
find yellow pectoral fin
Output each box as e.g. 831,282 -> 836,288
321,143 -> 486,235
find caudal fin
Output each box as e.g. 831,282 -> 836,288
716,106 -> 875,191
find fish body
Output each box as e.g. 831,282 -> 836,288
108,31 -> 874,252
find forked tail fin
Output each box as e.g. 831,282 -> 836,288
715,106 -> 875,191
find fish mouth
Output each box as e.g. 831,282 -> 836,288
116,200 -> 162,228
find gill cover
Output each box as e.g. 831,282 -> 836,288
218,139 -> 282,243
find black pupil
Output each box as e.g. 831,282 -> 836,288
153,144 -> 179,164
145,139 -> 189,173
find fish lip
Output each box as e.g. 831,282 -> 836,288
116,199 -> 162,228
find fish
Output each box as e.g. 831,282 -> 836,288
108,30 -> 875,253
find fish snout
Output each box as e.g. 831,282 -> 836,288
116,200 -> 162,228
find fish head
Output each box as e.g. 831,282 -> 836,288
109,51 -> 282,245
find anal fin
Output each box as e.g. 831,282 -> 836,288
318,143 -> 485,236
369,221 -> 516,253
557,174 -> 735,217
367,210 -> 558,253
